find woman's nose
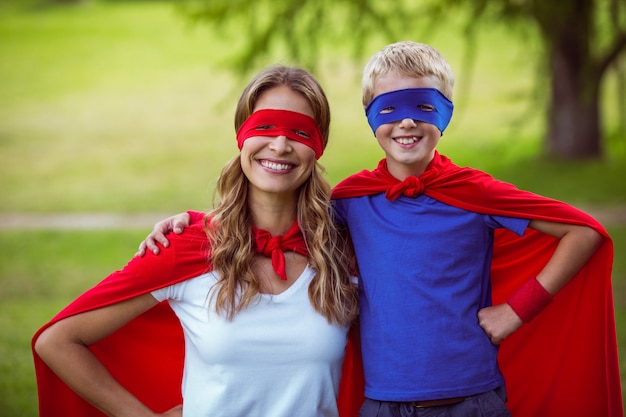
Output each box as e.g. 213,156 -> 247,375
268,135 -> 292,154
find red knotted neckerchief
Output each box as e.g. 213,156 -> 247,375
252,221 -> 309,280
385,175 -> 425,200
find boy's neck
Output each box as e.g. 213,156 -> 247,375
386,155 -> 434,181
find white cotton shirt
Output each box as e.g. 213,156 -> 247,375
151,265 -> 349,417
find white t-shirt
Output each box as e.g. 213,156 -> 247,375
152,265 -> 349,417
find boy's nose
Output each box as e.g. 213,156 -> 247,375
398,118 -> 418,128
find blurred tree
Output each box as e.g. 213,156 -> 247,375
182,0 -> 625,160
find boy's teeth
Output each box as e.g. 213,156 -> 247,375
261,161 -> 292,170
396,137 -> 418,145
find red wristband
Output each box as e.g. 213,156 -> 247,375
507,277 -> 553,323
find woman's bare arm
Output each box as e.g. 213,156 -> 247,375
34,294 -> 166,417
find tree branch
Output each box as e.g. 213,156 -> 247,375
597,32 -> 626,78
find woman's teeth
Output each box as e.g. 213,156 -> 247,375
261,160 -> 293,171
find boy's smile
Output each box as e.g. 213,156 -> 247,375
394,135 -> 420,145
370,73 -> 444,180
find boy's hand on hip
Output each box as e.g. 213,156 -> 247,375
477,304 -> 523,345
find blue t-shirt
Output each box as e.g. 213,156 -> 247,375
333,193 -> 529,401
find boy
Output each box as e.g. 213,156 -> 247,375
139,42 -> 622,417
330,41 -> 620,417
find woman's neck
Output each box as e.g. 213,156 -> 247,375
248,193 -> 298,235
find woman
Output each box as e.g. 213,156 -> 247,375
33,65 -> 362,417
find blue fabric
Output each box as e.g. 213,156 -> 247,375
365,88 -> 454,134
333,194 -> 528,402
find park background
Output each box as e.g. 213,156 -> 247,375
0,0 -> 624,415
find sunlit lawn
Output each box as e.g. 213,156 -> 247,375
0,1 -> 624,416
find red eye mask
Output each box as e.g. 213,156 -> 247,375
236,109 -> 324,159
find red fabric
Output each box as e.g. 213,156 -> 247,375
252,220 -> 309,280
32,221 -> 365,417
332,152 -> 623,417
236,109 -> 325,159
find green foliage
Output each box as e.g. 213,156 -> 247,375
178,0 -> 401,73
181,0 -> 626,160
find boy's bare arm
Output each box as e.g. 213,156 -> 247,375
478,220 -> 604,345
528,220 -> 603,294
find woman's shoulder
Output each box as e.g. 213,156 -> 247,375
167,223 -> 210,250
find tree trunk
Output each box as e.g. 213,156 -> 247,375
547,43 -> 602,159
538,0 -> 603,159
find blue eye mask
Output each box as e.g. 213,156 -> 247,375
365,88 -> 454,135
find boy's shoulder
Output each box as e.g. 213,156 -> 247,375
332,167 -> 385,200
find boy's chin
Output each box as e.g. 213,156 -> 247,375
384,153 -> 435,176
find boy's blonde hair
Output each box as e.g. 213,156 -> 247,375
362,41 -> 455,106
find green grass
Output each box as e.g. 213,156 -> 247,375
0,230 -> 149,417
0,0 -> 236,213
610,227 -> 626,407
0,1 -> 625,416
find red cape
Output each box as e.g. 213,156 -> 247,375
32,222 -> 364,417
332,152 -> 623,417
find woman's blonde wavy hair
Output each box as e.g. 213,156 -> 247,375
204,65 -> 358,326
